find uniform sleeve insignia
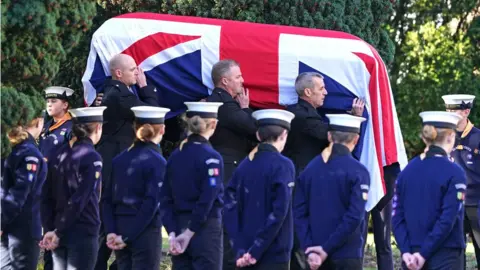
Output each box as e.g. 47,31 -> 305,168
208,168 -> 219,176
26,164 -> 37,171
360,184 -> 369,191
362,192 -> 368,201
28,173 -> 34,182
95,171 -> 101,179
209,177 -> 217,187
288,182 -> 295,188
457,191 -> 465,201
94,161 -> 103,167
455,184 -> 466,190
205,158 -> 220,165
25,156 -> 39,163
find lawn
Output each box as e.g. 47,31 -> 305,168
35,232 -> 478,270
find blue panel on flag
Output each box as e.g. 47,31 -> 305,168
298,61 -> 367,159
146,50 -> 209,119
90,53 -> 110,94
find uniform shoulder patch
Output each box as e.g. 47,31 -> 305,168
455,183 -> 466,190
360,184 -> 369,191
288,182 -> 295,188
25,156 -> 39,163
93,161 -> 103,167
209,177 -> 217,187
205,158 -> 220,165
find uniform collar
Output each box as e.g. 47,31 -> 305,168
48,112 -> 72,132
74,137 -> 94,147
298,98 -> 318,113
328,143 -> 351,161
213,87 -> 235,102
106,79 -> 131,93
24,132 -> 38,146
425,145 -> 448,158
187,133 -> 211,145
460,120 -> 474,138
257,143 -> 279,153
134,140 -> 162,153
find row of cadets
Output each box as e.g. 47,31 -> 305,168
392,111 -> 466,269
161,102 -> 225,270
442,94 -> 480,268
101,106 -> 170,270
1,99 -> 47,270
39,87 -> 74,162
294,114 -> 370,270
40,106 -> 107,270
38,86 -> 75,270
224,109 -> 296,270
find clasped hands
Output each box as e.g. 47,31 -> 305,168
106,233 -> 127,250
304,246 -> 328,270
402,252 -> 426,270
168,229 -> 194,256
39,231 -> 60,250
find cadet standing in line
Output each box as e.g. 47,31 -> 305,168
161,102 -> 225,270
39,86 -> 74,161
442,94 -> 480,269
40,107 -> 107,270
1,95 -> 46,270
392,111 -> 466,270
38,86 -> 74,270
224,109 -> 296,270
294,114 -> 369,270
101,106 -> 170,270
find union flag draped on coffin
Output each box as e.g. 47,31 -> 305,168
82,12 -> 408,211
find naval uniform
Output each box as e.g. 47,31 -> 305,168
39,113 -> 73,162
294,143 -> 370,270
102,140 -> 166,270
95,79 -> 159,270
1,134 -> 47,270
39,113 -> 72,270
392,146 -> 466,269
41,138 -> 103,270
161,134 -> 224,270
452,121 -> 480,268
224,143 -> 295,270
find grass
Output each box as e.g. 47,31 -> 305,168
36,231 -> 478,270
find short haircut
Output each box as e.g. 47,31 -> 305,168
329,130 -> 357,144
211,59 -> 239,87
294,72 -> 324,96
257,125 -> 286,143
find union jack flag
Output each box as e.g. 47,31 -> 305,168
81,12 -> 408,211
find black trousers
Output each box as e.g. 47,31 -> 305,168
403,248 -> 463,270
94,230 -> 117,270
172,217 -> 223,270
44,249 -> 54,270
239,262 -> 290,270
115,226 -> 162,270
318,258 -> 363,270
223,160 -> 238,270
52,234 -> 99,270
464,205 -> 480,269
0,231 -> 40,270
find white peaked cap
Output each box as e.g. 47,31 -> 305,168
419,111 -> 462,129
252,109 -> 295,130
131,106 -> 170,124
44,86 -> 74,99
69,107 -> 107,123
442,94 -> 475,110
326,114 -> 366,134
184,102 -> 223,118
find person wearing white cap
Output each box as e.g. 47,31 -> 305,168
39,106 -> 107,270
293,114 -> 369,270
160,102 -> 224,270
39,86 -> 75,162
442,94 -> 480,267
392,111 -> 466,270
100,106 -> 169,270
223,109 -> 295,270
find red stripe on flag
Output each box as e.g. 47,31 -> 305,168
219,21 -> 281,109
353,52 -> 386,194
368,45 -> 398,166
121,32 -> 200,65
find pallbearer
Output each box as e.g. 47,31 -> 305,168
102,106 -> 170,270
40,106 -> 107,270
392,111 -> 466,270
161,102 -> 224,270
293,114 -> 369,270
39,86 -> 74,161
442,94 -> 480,268
224,109 -> 296,270
1,97 -> 46,270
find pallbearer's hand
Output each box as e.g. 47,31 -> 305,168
307,252 -> 322,270
175,229 -> 194,253
412,253 -> 425,270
